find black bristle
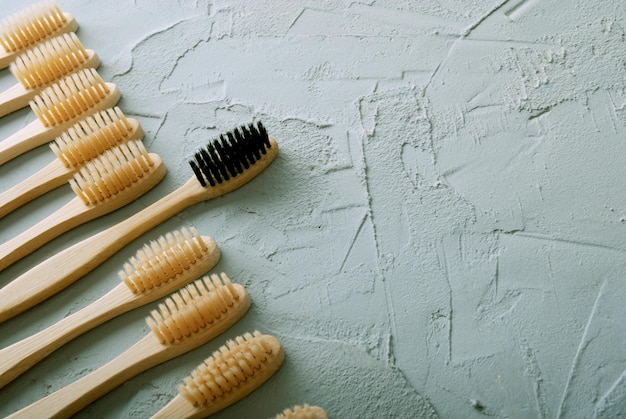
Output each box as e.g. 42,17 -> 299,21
189,160 -> 206,187
207,144 -> 230,182
189,121 -> 272,187
228,130 -> 250,170
257,121 -> 270,151
215,135 -> 237,178
197,149 -> 217,187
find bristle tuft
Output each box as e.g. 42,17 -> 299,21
275,405 -> 329,419
0,1 -> 68,53
10,33 -> 90,89
50,107 -> 135,168
29,68 -> 110,127
178,331 -> 282,406
69,140 -> 153,206
189,121 -> 271,187
145,273 -> 242,344
120,227 -> 210,294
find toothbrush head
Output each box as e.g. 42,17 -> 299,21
274,404 -> 329,419
50,107 -> 143,169
10,32 -> 99,90
29,68 -> 120,128
0,0 -> 77,56
146,273 -> 250,345
179,331 -> 284,415
120,227 -> 220,294
189,121 -> 277,190
69,140 -> 165,207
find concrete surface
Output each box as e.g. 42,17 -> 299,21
0,0 -> 624,417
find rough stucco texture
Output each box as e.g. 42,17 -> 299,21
0,0 -> 625,417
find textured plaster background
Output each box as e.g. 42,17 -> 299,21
0,0 -> 625,417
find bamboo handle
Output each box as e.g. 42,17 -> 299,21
0,235 -> 219,388
0,84 -> 31,118
0,159 -> 71,219
0,197 -> 94,271
0,13 -> 78,70
0,82 -> 120,165
0,49 -> 100,118
5,333 -> 167,419
152,395 -> 203,419
0,151 -> 165,271
6,282 -> 250,418
0,177 -> 205,322
0,139 -> 277,321
0,118 -> 54,165
0,285 -> 133,389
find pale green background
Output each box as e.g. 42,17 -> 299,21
0,0 -> 625,417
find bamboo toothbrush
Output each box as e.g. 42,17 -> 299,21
274,405 -> 329,419
0,32 -> 100,117
0,107 -> 143,218
0,0 -> 78,70
152,331 -> 284,419
0,227 -> 219,389
0,121 -> 277,323
0,68 -> 121,165
6,273 -> 250,419
0,140 -> 165,271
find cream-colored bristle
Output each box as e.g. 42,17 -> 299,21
178,331 -> 280,406
30,68 -> 110,127
0,1 -> 68,53
120,227 -> 210,294
69,139 -> 153,206
146,273 -> 241,344
50,107 -> 135,168
275,405 -> 329,419
10,33 -> 90,89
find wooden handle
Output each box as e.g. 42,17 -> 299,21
6,283 -> 250,418
152,332 -> 284,419
0,159 -> 71,219
5,333 -> 167,419
0,13 -> 78,70
0,177 -> 203,322
0,49 -> 100,118
151,395 -> 202,419
0,118 -> 53,165
0,84 -> 32,118
0,235 -> 219,388
0,153 -> 166,271
0,285 -> 133,389
0,139 -> 277,321
0,82 -> 120,165
0,197 -> 94,271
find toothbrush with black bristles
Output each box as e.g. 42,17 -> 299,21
0,121 -> 277,323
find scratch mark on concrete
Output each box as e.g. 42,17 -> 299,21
463,0 -> 510,37
286,7 -> 307,33
436,241 -> 453,365
557,280 -> 607,419
594,369 -> 626,417
339,210 -> 368,273
505,0 -> 541,21
518,336 -> 546,418
546,252 -> 560,308
511,231 -> 626,255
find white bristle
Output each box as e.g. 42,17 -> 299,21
69,140 -> 153,206
145,273 -> 241,344
178,331 -> 275,406
120,227 -> 210,294
30,68 -> 110,127
10,33 -> 90,89
50,107 -> 135,168
0,1 -> 68,53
